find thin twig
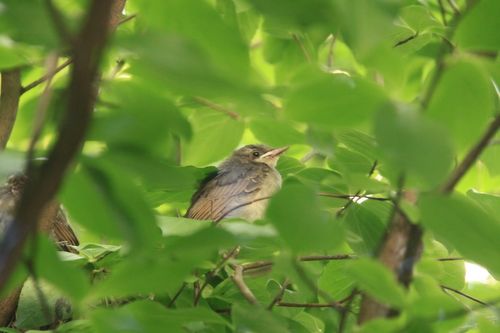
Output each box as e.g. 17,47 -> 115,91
437,0 -> 448,26
192,96 -> 240,120
232,265 -> 258,305
440,114 -> 500,193
267,278 -> 290,310
168,282 -> 186,308
339,288 -> 358,333
277,302 -> 343,309
194,246 -> 240,306
291,33 -> 311,63
242,254 -> 356,272
394,31 -> 419,47
441,285 -> 488,306
318,192 -> 391,202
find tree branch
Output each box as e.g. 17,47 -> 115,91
277,302 -> 343,309
440,114 -> 500,193
0,0 -> 115,290
232,265 -> 259,305
0,69 -> 21,149
267,278 -> 290,310
441,285 -> 487,306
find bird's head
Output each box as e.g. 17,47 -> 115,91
227,144 -> 289,168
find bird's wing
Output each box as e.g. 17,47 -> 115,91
50,208 -> 79,253
186,166 -> 268,221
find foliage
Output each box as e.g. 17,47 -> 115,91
0,0 -> 499,332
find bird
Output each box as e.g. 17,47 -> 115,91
186,144 -> 288,222
0,174 -> 79,253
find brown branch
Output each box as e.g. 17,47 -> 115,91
318,192 -> 390,202
242,254 -> 356,272
0,0 -> 115,290
0,69 -> 21,149
441,285 -> 487,306
339,288 -> 358,333
168,282 -> 186,308
192,96 -> 240,120
267,278 -> 290,310
232,265 -> 258,305
440,114 -> 500,193
194,246 -> 240,306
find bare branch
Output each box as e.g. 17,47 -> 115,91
232,265 -> 259,305
394,31 -> 419,47
0,0 -> 115,290
0,69 -> 21,149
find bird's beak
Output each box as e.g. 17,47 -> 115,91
261,146 -> 289,159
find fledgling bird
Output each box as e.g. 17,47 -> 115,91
186,144 -> 288,221
0,174 -> 79,252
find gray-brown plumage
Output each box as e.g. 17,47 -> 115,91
0,174 -> 79,252
186,144 -> 288,221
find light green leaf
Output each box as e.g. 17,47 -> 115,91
285,70 -> 388,128
317,260 -> 355,301
455,0 -> 500,51
232,302 -> 289,333
427,60 -> 495,148
420,193 -> 500,276
249,117 -> 305,146
182,109 -> 244,167
268,182 -> 344,252
374,107 -> 454,188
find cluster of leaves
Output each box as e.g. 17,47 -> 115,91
0,0 -> 499,332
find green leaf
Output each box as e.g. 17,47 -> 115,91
285,70 -> 388,128
346,258 -> 406,307
374,107 -> 454,188
427,60 -> 495,148
467,190 -> 500,218
455,0 -> 500,51
343,201 -> 387,255
91,228 -> 236,298
317,260 -> 355,301
232,302 -> 289,333
481,144 -> 500,176
90,81 -> 191,149
420,193 -> 500,276
15,278 -> 72,330
182,109 -> 244,167
34,236 -> 90,301
249,117 -> 306,146
267,182 -> 344,252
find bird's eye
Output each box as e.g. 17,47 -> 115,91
252,151 -> 260,157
